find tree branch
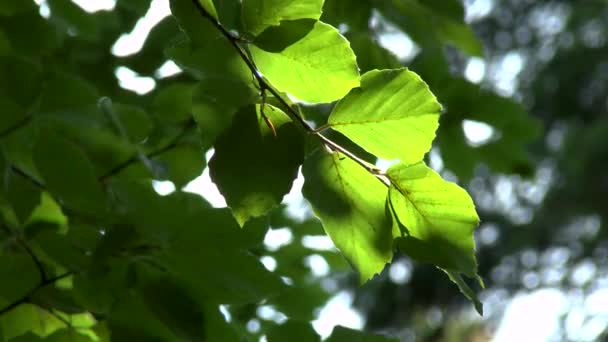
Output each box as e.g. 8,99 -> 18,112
0,224 -> 47,282
0,272 -> 73,316
189,0 -> 386,181
98,118 -> 197,182
0,115 -> 33,139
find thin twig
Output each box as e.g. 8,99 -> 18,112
0,224 -> 47,282
19,237 -> 47,283
99,118 -> 197,182
189,0 -> 386,181
0,115 -> 33,139
10,165 -> 45,189
189,0 -> 313,132
0,272 -> 73,316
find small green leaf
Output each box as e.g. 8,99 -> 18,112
33,132 -> 107,216
242,0 -> 324,36
443,269 -> 483,315
209,104 -> 304,226
251,21 -> 359,103
386,162 -> 479,276
326,326 -> 398,342
302,150 -> 392,283
328,69 -> 441,164
267,320 -> 320,342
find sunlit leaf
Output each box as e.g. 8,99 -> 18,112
328,69 -> 441,164
302,150 -> 392,282
251,21 -> 359,103
242,0 -> 324,36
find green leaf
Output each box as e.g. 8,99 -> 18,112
0,254 -> 39,304
377,0 -> 483,56
209,104 -> 304,226
140,276 -> 205,342
251,21 -> 359,103
326,326 -> 398,342
0,303 -> 67,340
38,74 -> 99,113
242,0 -> 324,36
152,83 -> 194,124
302,150 -> 392,283
0,56 -> 42,107
267,320 -> 320,342
0,97 -> 25,134
1,9 -> 61,56
5,168 -> 41,224
0,0 -> 36,17
443,269 -> 483,315
33,132 -> 107,216
328,69 -> 441,164
164,243 -> 286,305
386,162 -> 479,276
33,228 -> 90,270
386,161 -> 483,313
197,0 -> 218,20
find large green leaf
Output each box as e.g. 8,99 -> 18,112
140,276 -> 205,342
328,69 -> 441,164
386,162 -> 482,313
209,104 -> 304,226
251,21 -> 359,103
386,161 -> 478,275
33,132 -> 107,216
164,242 -> 286,305
302,150 -> 392,282
242,0 -> 324,36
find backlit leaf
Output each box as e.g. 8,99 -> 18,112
242,0 -> 324,36
328,69 -> 441,164
251,21 -> 359,103
302,150 -> 392,282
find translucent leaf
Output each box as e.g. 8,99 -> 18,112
302,150 -> 392,283
386,162 -> 479,275
0,303 -> 67,340
209,104 -> 304,226
197,0 -> 218,20
33,132 -> 107,216
328,69 -> 441,164
326,326 -> 398,342
386,162 -> 482,313
242,0 -> 324,36
251,21 -> 359,103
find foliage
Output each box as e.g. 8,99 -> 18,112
0,0 -> 545,341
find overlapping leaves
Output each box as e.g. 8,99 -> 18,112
0,0 -> 492,341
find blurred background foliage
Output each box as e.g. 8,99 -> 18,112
0,0 -> 607,341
